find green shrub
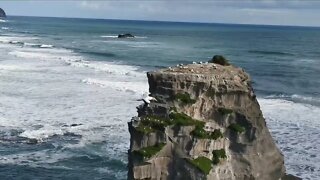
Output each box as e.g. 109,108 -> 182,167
210,129 -> 223,140
174,93 -> 196,105
209,55 -> 230,66
212,149 -> 227,165
228,123 -> 245,134
133,143 -> 166,159
192,127 -> 223,140
187,157 -> 212,175
169,112 -> 204,127
191,125 -> 208,139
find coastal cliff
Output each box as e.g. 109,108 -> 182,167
128,58 -> 288,180
0,8 -> 6,18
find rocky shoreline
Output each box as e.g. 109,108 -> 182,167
128,57 -> 299,180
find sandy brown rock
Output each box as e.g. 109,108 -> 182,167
128,63 -> 288,180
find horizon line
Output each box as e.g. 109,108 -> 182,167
7,14 -> 320,29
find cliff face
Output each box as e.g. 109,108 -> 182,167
0,8 -> 6,18
128,62 -> 286,180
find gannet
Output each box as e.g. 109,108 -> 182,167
138,94 -> 157,105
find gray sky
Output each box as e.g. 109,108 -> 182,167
1,0 -> 320,27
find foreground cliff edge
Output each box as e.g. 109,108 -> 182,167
128,56 -> 298,180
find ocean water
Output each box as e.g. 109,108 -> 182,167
0,16 -> 319,179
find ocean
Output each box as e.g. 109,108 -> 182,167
0,16 -> 319,179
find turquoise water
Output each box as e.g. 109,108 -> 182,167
0,16 -> 319,179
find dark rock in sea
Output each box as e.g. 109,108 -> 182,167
0,8 -> 6,18
118,33 -> 135,38
209,55 -> 230,66
70,123 -> 83,127
62,123 -> 83,127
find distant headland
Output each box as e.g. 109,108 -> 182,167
0,8 -> 6,18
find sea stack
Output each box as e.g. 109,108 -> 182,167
0,8 -> 6,18
128,57 -> 293,180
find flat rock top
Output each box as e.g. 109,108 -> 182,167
151,63 -> 250,84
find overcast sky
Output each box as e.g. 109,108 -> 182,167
1,0 -> 320,27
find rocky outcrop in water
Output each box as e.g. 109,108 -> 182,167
128,57 -> 292,179
118,33 -> 134,38
0,8 -> 6,18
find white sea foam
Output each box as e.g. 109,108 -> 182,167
1,27 -> 9,30
259,98 -> 320,179
82,78 -> 148,95
19,126 -> 64,140
66,60 -> 145,77
8,48 -> 79,62
265,94 -> 320,106
23,42 -> 39,47
100,35 -> 118,38
0,64 -> 32,71
39,44 -> 54,48
0,19 -> 7,23
259,98 -> 320,128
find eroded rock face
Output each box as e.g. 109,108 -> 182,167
128,63 -> 287,180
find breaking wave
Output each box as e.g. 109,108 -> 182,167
265,94 -> 320,107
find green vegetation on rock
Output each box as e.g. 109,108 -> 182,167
228,123 -> 245,134
187,157 -> 212,175
218,107 -> 233,115
174,93 -> 196,105
136,115 -> 171,134
169,112 -> 204,127
212,149 -> 227,165
136,113 -> 204,134
211,129 -> 224,140
209,55 -> 230,66
133,143 -> 166,159
192,127 -> 223,140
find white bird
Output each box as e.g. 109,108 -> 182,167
138,94 -> 157,105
